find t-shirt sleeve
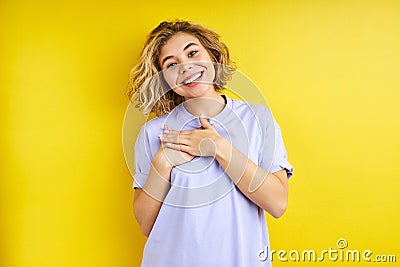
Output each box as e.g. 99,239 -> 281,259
132,125 -> 153,189
258,106 -> 294,179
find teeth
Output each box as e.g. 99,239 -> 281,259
183,72 -> 201,84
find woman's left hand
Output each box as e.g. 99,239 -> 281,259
159,115 -> 223,157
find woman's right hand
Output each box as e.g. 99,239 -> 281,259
155,143 -> 194,168
154,125 -> 194,168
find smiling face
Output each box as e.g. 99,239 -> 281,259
159,32 -> 216,100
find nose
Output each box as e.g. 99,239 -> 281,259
179,62 -> 194,74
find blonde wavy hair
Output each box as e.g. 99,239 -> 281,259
126,20 -> 236,116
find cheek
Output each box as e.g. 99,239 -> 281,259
202,62 -> 216,84
162,69 -> 179,89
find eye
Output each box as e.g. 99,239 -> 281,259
188,50 -> 198,57
166,62 -> 177,69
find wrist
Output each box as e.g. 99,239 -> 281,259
154,150 -> 174,172
214,137 -> 231,162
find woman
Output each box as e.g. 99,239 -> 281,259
127,20 -> 294,267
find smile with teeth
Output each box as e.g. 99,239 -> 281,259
182,72 -> 203,85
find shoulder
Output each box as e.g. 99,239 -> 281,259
139,114 -> 168,136
229,98 -> 274,124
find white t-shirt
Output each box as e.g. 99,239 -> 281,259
133,96 -> 294,267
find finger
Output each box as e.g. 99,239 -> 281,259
165,142 -> 190,153
174,130 -> 194,135
196,123 -> 215,130
199,114 -> 212,129
164,127 -> 195,135
163,126 -> 179,134
159,133 -> 190,145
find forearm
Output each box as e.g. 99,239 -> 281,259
215,138 -> 288,218
134,158 -> 173,236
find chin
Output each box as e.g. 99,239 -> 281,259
173,84 -> 211,99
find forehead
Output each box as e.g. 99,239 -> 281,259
159,32 -> 200,58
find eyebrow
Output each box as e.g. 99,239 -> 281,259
161,42 -> 198,66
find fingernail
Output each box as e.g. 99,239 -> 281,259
200,113 -> 205,118
163,129 -> 170,133
166,143 -> 172,147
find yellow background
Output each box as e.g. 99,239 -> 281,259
1,0 -> 399,266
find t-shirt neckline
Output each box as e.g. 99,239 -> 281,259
176,94 -> 232,122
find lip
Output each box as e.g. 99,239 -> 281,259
180,71 -> 203,85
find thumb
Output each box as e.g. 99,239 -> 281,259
199,114 -> 212,129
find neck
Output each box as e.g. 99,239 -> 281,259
183,91 -> 226,118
